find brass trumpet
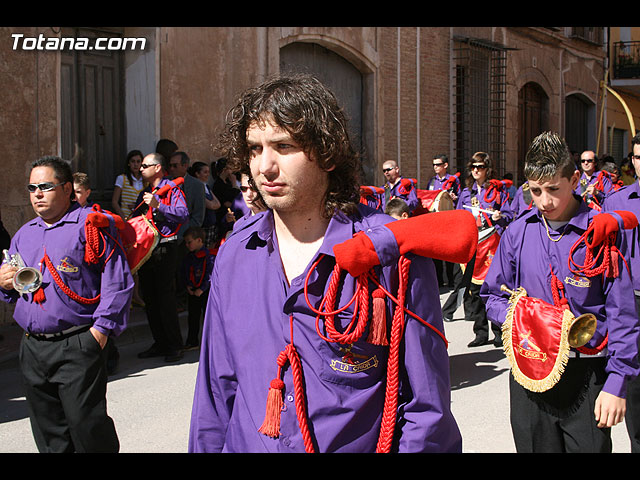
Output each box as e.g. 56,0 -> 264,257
500,284 -> 597,348
2,249 -> 43,295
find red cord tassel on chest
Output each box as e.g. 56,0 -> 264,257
33,205 -> 126,305
257,209 -> 478,453
565,210 -> 639,354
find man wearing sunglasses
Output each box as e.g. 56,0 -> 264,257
575,150 -> 613,209
381,160 -> 419,214
426,155 -> 460,288
426,154 -> 460,201
132,153 -> 189,363
0,156 -> 133,452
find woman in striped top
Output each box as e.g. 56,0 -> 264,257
111,150 -> 146,220
111,149 -> 147,308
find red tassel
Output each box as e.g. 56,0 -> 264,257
367,288 -> 388,345
33,287 -> 45,304
608,248 -> 620,278
258,378 -> 285,438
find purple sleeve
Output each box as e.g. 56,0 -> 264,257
189,261 -> 233,452
91,218 -> 134,337
395,254 -> 462,452
156,185 -> 189,224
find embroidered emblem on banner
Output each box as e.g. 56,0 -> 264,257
517,330 -> 547,362
56,256 -> 79,273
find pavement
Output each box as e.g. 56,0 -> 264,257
0,287 -> 634,453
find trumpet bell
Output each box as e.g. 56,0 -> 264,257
13,267 -> 42,295
568,313 -> 597,348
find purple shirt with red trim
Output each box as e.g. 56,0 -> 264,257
189,205 -> 462,453
427,173 -> 461,196
384,177 -> 420,213
0,202 -> 133,337
180,246 -> 215,291
480,199 -> 640,397
132,177 -> 189,237
603,180 -> 640,291
456,181 -> 514,235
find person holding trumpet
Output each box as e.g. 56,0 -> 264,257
480,132 -> 640,453
0,156 -> 134,452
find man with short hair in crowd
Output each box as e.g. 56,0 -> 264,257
133,153 -> 189,363
0,156 -> 133,452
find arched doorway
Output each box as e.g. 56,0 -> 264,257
517,82 -> 549,184
280,42 -> 373,184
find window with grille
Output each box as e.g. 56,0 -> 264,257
453,38 -> 507,176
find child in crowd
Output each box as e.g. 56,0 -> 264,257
384,197 -> 410,220
73,172 -> 92,207
180,226 -> 215,350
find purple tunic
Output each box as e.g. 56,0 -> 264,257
480,200 -> 640,397
384,177 -> 420,213
0,203 -> 134,337
511,182 -> 534,219
426,173 -> 460,197
189,205 -> 462,453
180,246 -> 215,291
574,170 -> 614,205
132,177 -> 189,237
456,181 -> 514,235
603,181 -> 640,291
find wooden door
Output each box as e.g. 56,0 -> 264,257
517,82 -> 549,184
280,42 -> 370,182
60,27 -> 125,207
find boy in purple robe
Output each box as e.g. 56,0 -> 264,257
481,132 -> 640,452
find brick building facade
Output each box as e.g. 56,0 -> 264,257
0,26 -> 608,324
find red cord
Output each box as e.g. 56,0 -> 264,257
41,249 -> 100,304
376,255 -> 410,453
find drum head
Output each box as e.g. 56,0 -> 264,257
435,190 -> 454,211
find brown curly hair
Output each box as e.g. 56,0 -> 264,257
216,73 -> 361,218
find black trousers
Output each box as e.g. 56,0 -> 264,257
509,357 -> 612,453
442,262 -> 470,319
19,328 -> 119,453
467,281 -> 501,341
138,241 -> 184,353
434,259 -> 455,287
625,295 -> 640,453
186,292 -> 207,346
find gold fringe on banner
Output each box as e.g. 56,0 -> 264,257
501,286 -> 574,393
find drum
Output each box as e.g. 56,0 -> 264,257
416,189 -> 454,213
471,226 -> 499,284
119,215 -> 159,274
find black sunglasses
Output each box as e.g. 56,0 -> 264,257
471,164 -> 487,170
140,163 -> 159,169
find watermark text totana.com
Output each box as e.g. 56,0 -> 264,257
11,33 -> 147,51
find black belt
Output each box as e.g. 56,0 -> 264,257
26,324 -> 91,341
